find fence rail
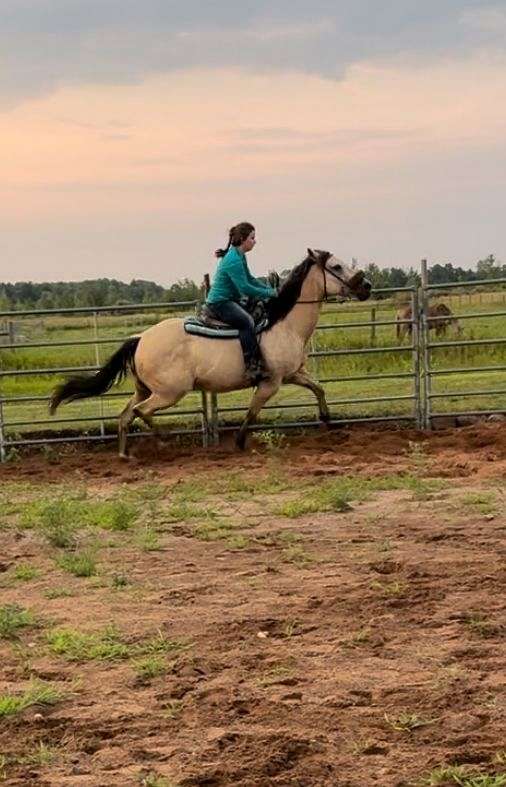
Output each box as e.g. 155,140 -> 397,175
1,265 -> 505,461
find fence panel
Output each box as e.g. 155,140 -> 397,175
2,266 -> 506,460
418,267 -> 506,427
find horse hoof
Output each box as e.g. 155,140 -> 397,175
119,452 -> 130,461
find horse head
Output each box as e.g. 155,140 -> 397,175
308,249 -> 372,302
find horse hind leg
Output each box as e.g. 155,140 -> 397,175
118,394 -> 142,460
118,379 -> 151,460
132,390 -> 186,443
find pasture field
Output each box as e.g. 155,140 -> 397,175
1,289 -> 506,444
0,425 -> 505,786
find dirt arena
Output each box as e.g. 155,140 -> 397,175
1,423 -> 505,786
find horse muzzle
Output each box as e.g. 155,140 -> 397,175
349,272 -> 372,302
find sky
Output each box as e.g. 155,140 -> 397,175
1,1 -> 506,285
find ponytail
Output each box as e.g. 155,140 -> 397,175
214,239 -> 231,259
214,222 -> 255,258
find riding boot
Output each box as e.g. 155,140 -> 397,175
244,352 -> 268,385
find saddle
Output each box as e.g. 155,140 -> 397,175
183,270 -> 280,339
184,298 -> 269,339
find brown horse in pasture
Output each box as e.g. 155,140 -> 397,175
396,302 -> 462,342
50,249 -> 371,457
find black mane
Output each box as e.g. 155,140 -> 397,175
266,251 -> 330,327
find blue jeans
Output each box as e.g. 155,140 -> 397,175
208,300 -> 260,366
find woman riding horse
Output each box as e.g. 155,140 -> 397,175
206,222 -> 276,382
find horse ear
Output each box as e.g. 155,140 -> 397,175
307,248 -> 316,260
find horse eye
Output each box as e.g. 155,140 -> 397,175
333,263 -> 342,273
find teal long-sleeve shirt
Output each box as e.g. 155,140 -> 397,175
206,246 -> 276,304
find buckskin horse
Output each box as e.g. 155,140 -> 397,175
50,249 -> 371,458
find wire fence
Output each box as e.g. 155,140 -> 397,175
1,266 -> 505,460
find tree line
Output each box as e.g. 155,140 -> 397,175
0,255 -> 503,311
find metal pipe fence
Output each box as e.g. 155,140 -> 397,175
1,266 -> 505,460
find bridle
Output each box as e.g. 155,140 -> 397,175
297,261 -> 356,305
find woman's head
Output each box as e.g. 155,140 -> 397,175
215,222 -> 256,258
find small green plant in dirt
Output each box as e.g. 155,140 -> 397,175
13,563 -> 41,582
32,499 -> 79,547
457,492 -> 498,516
259,664 -> 295,686
193,518 -> 234,542
406,440 -> 430,474
132,483 -> 167,503
111,573 -> 130,589
371,579 -> 409,598
346,737 -> 380,756
418,765 -> 506,786
463,613 -> 501,638
43,587 -> 75,599
282,620 -> 298,638
140,773 -> 177,787
0,682 -> 65,718
0,604 -> 37,639
344,627 -> 372,648
87,500 -> 139,531
226,534 -> 250,550
255,430 -> 287,451
56,550 -> 97,577
135,526 -> 162,552
47,626 -> 187,662
162,699 -> 183,720
47,626 -> 131,662
165,501 -> 218,523
281,544 -> 313,567
9,742 -> 58,768
137,632 -> 188,657
494,752 -> 506,765
134,655 -> 168,683
385,712 -> 437,732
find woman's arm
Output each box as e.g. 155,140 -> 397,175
228,259 -> 276,300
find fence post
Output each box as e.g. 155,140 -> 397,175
370,307 -> 377,346
92,311 -> 106,438
8,321 -> 15,346
411,288 -> 422,429
420,259 -> 432,430
202,274 -> 219,446
0,385 -> 5,463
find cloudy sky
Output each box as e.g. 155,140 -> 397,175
2,1 -> 506,284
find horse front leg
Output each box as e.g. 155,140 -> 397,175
286,369 -> 331,424
236,379 -> 281,451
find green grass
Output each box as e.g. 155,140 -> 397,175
47,626 -> 131,661
47,626 -> 188,663
135,526 -> 162,552
12,563 -> 41,582
56,550 -> 98,577
134,655 -> 169,683
0,682 -> 65,718
458,492 -> 499,516
44,587 -> 76,599
0,604 -> 37,639
418,766 -> 506,786
463,613 -> 501,638
277,473 -> 443,518
22,495 -> 139,537
192,519 -> 235,541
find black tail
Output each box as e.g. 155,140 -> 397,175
49,336 -> 140,414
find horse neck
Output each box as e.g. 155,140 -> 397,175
282,268 -> 323,342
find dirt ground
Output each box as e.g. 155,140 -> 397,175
1,423 -> 505,786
